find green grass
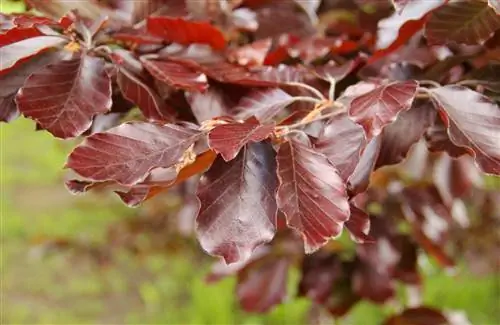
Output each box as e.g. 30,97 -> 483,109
1,2 -> 499,323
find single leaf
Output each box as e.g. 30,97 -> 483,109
348,80 -> 419,140
298,252 -> 342,304
313,59 -> 362,83
237,257 -> 289,312
147,16 -> 226,50
466,63 -> 500,93
208,117 -> 275,161
347,136 -> 382,196
16,53 -> 112,138
185,87 -> 233,123
424,114 -> 468,158
0,51 -> 61,123
66,122 -> 201,186
314,113 -> 367,181
393,235 -> 421,285
345,204 -> 372,244
384,307 -> 449,325
117,68 -> 174,122
196,141 -> 278,264
142,58 -> 208,92
276,138 -> 350,253
425,0 -> 500,45
430,85 -> 500,175
113,27 -> 164,45
0,31 -> 66,73
375,99 -> 436,168
234,88 -> 294,122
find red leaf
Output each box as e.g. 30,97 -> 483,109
315,113 -> 367,181
348,80 -> 419,140
424,114 -> 468,158
0,51 -> 61,123
237,257 -> 289,312
234,88 -> 295,122
147,16 -> 226,50
345,204 -> 373,243
185,87 -> 234,123
113,27 -> 164,45
276,137 -> 350,253
117,68 -> 174,122
425,1 -> 500,45
0,28 -> 66,74
384,307 -> 448,325
298,253 -> 342,304
66,122 -> 201,186
312,59 -> 362,83
375,99 -> 436,168
466,63 -> 500,93
16,53 -> 112,138
208,117 -> 275,161
429,85 -> 500,175
196,141 -> 278,264
142,58 -> 208,92
347,136 -> 382,196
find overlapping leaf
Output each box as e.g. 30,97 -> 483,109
147,16 -> 226,50
425,0 -> 500,45
208,117 -> 275,161
142,58 -> 208,92
233,88 -> 294,122
314,113 -> 367,181
430,85 -> 500,175
298,252 -> 342,304
424,115 -> 468,158
276,138 -> 350,253
116,68 -> 174,122
227,38 -> 272,67
0,51 -> 61,122
16,53 -> 112,138
348,80 -> 419,140
237,257 -> 289,312
196,141 -> 278,264
66,122 -> 202,186
345,204 -> 372,244
0,28 -> 67,73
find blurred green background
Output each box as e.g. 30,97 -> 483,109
1,1 -> 499,324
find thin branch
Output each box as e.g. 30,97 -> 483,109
418,80 -> 441,88
287,82 -> 327,100
291,96 -> 324,105
328,77 -> 336,101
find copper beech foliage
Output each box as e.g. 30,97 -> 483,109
2,0 -> 500,322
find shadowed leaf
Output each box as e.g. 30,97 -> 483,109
142,58 -> 208,92
196,141 -> 278,264
384,307 -> 448,325
234,88 -> 294,122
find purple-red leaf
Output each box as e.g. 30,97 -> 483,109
142,58 -> 208,92
345,205 -> 372,244
237,257 -> 289,312
298,253 -> 342,304
147,16 -> 226,50
234,88 -> 294,122
208,117 -> 275,161
347,136 -> 382,196
16,53 -> 112,138
0,29 -> 66,73
0,51 -> 61,122
315,113 -> 367,181
429,85 -> 500,175
185,87 -> 233,123
196,141 -> 278,264
384,307 -> 449,325
66,122 -> 201,186
117,68 -> 173,122
348,80 -> 419,140
276,138 -> 350,253
425,0 -> 500,45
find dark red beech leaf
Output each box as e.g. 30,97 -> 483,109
276,137 -> 351,253
384,307 -> 448,325
298,253 -> 342,304
0,30 -> 67,74
0,51 -> 62,123
312,59 -> 363,83
113,27 -> 164,45
196,141 -> 278,264
24,0 -> 114,23
234,88 -> 295,122
393,235 -> 421,285
348,80 -> 419,140
347,136 -> 382,196
237,257 -> 290,313
314,113 -> 367,181
185,87 -> 233,123
425,0 -> 500,46
66,122 -> 202,186
16,53 -> 112,138
429,85 -> 500,175
227,38 -> 272,67
466,63 -> 500,93
375,99 -> 436,169
142,59 -> 208,92
147,16 -> 226,50
116,68 -> 174,122
208,117 -> 275,161
345,204 -> 373,244
490,0 -> 500,14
